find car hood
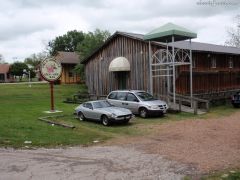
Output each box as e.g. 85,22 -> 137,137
143,100 -> 167,106
100,107 -> 132,115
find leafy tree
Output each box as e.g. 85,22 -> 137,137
74,29 -> 111,78
48,29 -> 111,78
77,29 -> 111,60
73,63 -> 85,80
0,54 -> 5,64
29,69 -> 36,79
48,30 -> 84,55
24,52 -> 48,68
10,62 -> 29,81
225,15 -> 240,48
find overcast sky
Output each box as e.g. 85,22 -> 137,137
0,0 -> 239,63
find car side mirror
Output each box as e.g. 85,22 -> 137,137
134,99 -> 139,102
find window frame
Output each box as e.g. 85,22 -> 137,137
126,93 -> 139,102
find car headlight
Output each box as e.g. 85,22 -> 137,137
110,113 -> 117,118
148,105 -> 159,110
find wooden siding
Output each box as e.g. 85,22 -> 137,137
85,35 -> 158,95
85,34 -> 240,97
176,53 -> 240,94
59,64 -> 81,84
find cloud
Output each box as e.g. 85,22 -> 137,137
0,0 -> 239,62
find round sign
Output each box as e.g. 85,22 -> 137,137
40,58 -> 62,82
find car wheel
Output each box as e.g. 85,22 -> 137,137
78,112 -> 85,121
102,115 -> 110,126
233,104 -> 239,108
123,119 -> 130,124
139,107 -> 148,118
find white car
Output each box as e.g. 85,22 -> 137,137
75,100 -> 134,126
107,90 -> 168,118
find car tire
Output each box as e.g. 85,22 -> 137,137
139,107 -> 148,118
123,119 -> 130,124
78,112 -> 85,121
233,104 -> 239,108
102,115 -> 110,126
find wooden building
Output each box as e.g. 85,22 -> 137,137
82,31 -> 240,100
55,51 -> 81,84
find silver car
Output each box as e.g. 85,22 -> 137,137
75,100 -> 133,126
107,90 -> 168,118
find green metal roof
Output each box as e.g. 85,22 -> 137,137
144,23 -> 197,42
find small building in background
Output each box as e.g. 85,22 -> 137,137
55,51 -> 81,84
0,64 -> 13,83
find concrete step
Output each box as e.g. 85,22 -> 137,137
168,103 -> 207,115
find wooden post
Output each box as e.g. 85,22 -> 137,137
193,101 -> 198,115
50,82 -> 54,111
179,99 -> 182,112
206,101 -> 209,112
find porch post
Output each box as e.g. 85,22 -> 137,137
190,39 -> 193,108
172,36 -> 176,104
148,41 -> 153,94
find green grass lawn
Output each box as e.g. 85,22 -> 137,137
0,83 -> 238,148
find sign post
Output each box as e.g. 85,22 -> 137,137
40,58 -> 62,113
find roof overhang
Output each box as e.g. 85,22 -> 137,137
144,23 -> 197,42
109,57 -> 130,72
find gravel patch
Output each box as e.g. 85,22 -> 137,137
0,146 -> 188,180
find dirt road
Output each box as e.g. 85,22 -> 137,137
1,111 -> 240,179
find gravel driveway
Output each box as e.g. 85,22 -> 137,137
0,146 -> 189,180
1,111 -> 240,180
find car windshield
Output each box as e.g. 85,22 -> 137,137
92,101 -> 112,108
136,92 -> 156,101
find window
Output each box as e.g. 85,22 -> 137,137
211,57 -> 216,68
116,92 -> 127,100
126,93 -> 138,102
229,57 -> 233,68
135,92 -> 156,101
68,72 -> 73,77
0,74 -> 4,81
92,101 -> 112,108
85,103 -> 93,109
108,92 -> 117,99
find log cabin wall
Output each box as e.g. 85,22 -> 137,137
85,35 -> 150,95
84,35 -> 167,96
60,64 -> 81,84
84,32 -> 240,99
176,52 -> 240,95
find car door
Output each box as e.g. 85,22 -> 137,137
125,93 -> 140,114
115,92 -> 128,108
108,91 -> 127,108
83,103 -> 95,119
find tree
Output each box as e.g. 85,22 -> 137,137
48,29 -> 111,78
48,30 -> 84,56
0,54 -> 5,64
10,62 -> 29,81
77,29 -> 111,60
225,15 -> 240,48
24,52 -> 48,68
74,29 -> 111,78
